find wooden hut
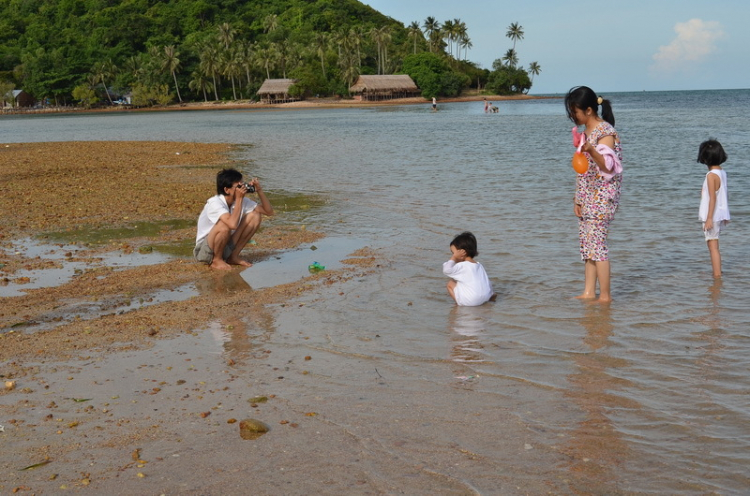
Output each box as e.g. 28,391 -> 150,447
4,89 -> 34,108
349,75 -> 420,101
256,79 -> 299,104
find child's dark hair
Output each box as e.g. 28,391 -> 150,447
565,86 -> 615,126
697,139 -> 728,167
216,168 -> 243,195
450,231 -> 478,258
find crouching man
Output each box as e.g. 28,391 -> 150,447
194,168 -> 274,270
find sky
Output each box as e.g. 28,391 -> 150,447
362,0 -> 749,94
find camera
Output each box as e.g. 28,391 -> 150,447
240,182 -> 255,193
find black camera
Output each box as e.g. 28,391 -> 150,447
240,182 -> 256,193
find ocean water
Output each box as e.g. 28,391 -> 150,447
2,89 -> 750,493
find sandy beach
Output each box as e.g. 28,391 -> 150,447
0,142 -> 394,494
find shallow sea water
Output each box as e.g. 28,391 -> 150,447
2,90 -> 750,493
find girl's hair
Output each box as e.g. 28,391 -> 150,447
697,139 -> 728,166
564,86 -> 615,126
216,168 -> 243,195
450,231 -> 478,258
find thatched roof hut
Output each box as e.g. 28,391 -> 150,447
257,79 -> 299,104
349,75 -> 420,101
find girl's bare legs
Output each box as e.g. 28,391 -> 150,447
596,260 -> 611,302
576,260 -> 598,299
446,280 -> 458,303
707,239 -> 722,278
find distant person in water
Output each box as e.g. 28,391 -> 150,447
443,232 -> 496,306
194,168 -> 274,270
697,139 -> 730,278
484,98 -> 489,113
432,97 -> 437,111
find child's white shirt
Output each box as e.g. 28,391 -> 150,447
443,260 -> 494,307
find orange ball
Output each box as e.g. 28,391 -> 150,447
572,152 -> 588,174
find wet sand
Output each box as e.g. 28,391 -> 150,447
0,142 -> 390,493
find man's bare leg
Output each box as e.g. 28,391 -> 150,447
226,211 -> 262,267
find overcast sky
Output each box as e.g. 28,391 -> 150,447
362,0 -> 749,94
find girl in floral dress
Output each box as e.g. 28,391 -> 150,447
565,86 -> 623,302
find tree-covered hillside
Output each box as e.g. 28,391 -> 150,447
0,0 -> 538,106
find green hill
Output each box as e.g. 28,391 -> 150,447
0,0 -> 533,106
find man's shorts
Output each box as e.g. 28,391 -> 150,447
703,221 -> 727,241
194,238 -> 236,264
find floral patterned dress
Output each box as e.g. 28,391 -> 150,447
574,121 -> 623,261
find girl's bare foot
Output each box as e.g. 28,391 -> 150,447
575,292 -> 597,300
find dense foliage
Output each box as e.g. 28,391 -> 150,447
0,0 -> 540,105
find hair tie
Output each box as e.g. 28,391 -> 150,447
597,96 -> 603,105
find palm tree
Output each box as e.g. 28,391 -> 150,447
218,22 -> 235,50
369,26 -> 391,75
502,48 -> 518,68
263,14 -> 278,34
506,22 -> 524,51
255,44 -> 277,80
423,17 -> 440,52
443,19 -> 457,57
92,60 -> 116,104
162,45 -> 183,103
199,45 -> 221,101
189,70 -> 213,102
528,61 -> 541,88
459,35 -> 472,61
220,47 -> 240,100
313,32 -> 328,77
407,21 -> 422,54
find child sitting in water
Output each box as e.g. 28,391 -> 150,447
443,232 -> 496,306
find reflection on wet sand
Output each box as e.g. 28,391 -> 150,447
563,303 -> 639,491
196,270 -> 275,365
448,306 -> 490,365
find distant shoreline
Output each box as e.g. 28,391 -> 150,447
2,93 -> 560,116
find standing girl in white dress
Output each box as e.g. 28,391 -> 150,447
698,139 -> 731,278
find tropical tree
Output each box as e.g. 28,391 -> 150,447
255,44 -> 277,80
459,35 -> 472,61
199,45 -> 221,100
442,19 -> 455,57
506,22 -> 524,51
162,45 -> 182,103
369,26 -> 391,75
92,59 -> 116,104
422,17 -> 440,52
313,32 -> 328,77
220,47 -> 240,99
528,61 -> 541,86
407,21 -> 422,54
218,22 -> 235,51
189,70 -> 213,102
263,14 -> 278,34
502,48 -> 518,68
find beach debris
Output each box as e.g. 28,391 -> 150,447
68,397 -> 92,402
5,380 -> 15,391
310,245 -> 317,251
20,459 -> 51,471
0,424 -> 4,432
138,245 -> 153,254
455,375 -> 478,381
308,261 -> 325,273
239,418 -> 269,440
199,411 -> 211,418
248,396 -> 268,404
